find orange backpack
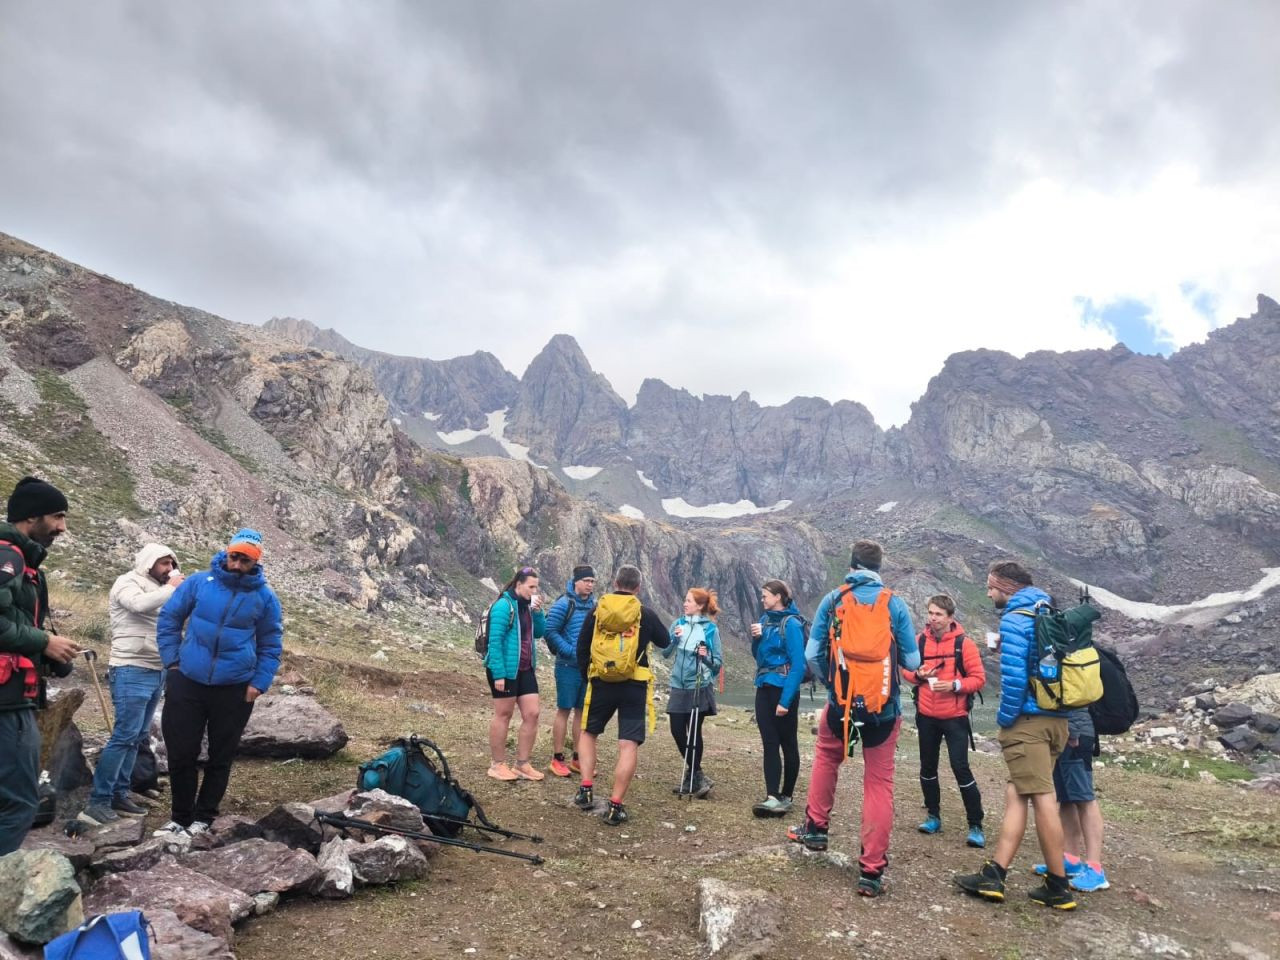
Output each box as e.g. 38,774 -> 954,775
828,586 -> 896,748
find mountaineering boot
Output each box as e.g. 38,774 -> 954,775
966,825 -> 986,848
1028,872 -> 1077,910
1069,864 -> 1109,892
672,767 -> 694,795
573,784 -> 594,811
112,795 -> 148,816
955,860 -> 1007,901
918,815 -> 942,834
692,770 -> 713,799
602,801 -> 628,826
787,819 -> 829,852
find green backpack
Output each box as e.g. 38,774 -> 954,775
1017,600 -> 1103,711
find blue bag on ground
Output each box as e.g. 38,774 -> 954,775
43,911 -> 151,960
357,735 -> 480,838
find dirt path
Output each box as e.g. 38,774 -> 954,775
221,665 -> 1280,960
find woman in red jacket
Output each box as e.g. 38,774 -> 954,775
903,594 -> 987,848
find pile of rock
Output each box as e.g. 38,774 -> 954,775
1,789 -> 434,957
1127,672 -> 1280,761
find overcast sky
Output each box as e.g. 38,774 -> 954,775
3,2 -> 1277,426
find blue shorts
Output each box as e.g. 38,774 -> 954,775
553,661 -> 586,711
1053,735 -> 1095,803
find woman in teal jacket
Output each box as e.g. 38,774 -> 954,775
484,566 -> 547,782
663,587 -> 723,798
750,579 -> 808,817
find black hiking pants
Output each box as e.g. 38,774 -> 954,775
917,712 -> 983,826
755,685 -> 800,799
0,709 -> 40,855
161,670 -> 255,827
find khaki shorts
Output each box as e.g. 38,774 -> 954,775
998,714 -> 1069,796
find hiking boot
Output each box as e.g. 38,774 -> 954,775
1033,856 -> 1084,877
966,825 -> 986,849
1069,864 -> 1110,892
692,771 -> 713,800
187,821 -> 211,837
549,757 -> 572,778
568,757 -> 581,775
152,820 -> 189,838
514,761 -> 545,781
752,796 -> 785,818
112,796 -> 148,816
857,872 -> 884,897
1028,875 -> 1078,910
787,820 -> 829,852
673,768 -> 695,795
602,801 -> 628,826
573,785 -> 594,811
487,762 -> 518,782
954,860 -> 1006,901
918,815 -> 942,834
78,804 -> 119,827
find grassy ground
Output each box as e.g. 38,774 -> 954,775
51,585 -> 1280,960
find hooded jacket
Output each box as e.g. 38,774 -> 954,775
996,585 -> 1065,728
663,614 -> 723,690
753,602 -> 808,706
484,589 -> 547,681
902,620 -> 985,720
156,550 -> 284,692
544,579 -> 597,665
108,543 -> 180,670
805,569 -> 921,722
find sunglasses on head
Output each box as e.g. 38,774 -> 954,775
519,566 -> 535,575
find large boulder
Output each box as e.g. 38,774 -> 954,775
90,838 -> 172,874
18,830 -> 95,872
314,838 -> 354,899
147,908 -> 235,960
0,850 -> 83,945
84,861 -> 253,946
345,835 -> 429,886
36,688 -> 84,774
1214,702 -> 1255,728
1251,712 -> 1280,734
1220,726 -> 1262,753
257,802 -> 323,852
236,694 -> 348,759
205,815 -> 265,847
183,839 -> 321,895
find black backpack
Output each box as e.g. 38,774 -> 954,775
1089,645 -> 1139,735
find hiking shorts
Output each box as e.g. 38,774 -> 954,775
487,667 -> 538,700
1053,735 -> 1096,803
553,661 -> 586,711
998,714 -> 1068,796
584,678 -> 647,744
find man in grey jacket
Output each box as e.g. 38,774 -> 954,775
81,543 -> 184,826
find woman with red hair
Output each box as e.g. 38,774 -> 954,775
662,588 -> 723,798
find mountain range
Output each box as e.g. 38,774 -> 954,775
4,229 -> 1279,705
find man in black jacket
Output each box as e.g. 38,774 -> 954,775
0,477 -> 81,854
573,564 -> 670,826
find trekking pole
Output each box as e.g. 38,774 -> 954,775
313,811 -> 545,865
683,657 -> 704,798
425,814 -> 543,844
82,649 -> 113,734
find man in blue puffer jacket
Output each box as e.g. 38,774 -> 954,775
543,564 -> 597,777
155,529 -> 283,838
956,560 -> 1075,910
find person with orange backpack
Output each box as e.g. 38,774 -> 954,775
786,540 -> 919,897
902,593 -> 986,848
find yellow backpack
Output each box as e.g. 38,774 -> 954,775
589,594 -> 644,682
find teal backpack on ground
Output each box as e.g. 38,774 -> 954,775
43,911 -> 151,960
357,736 -> 482,838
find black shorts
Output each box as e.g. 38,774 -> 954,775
584,679 -> 648,744
487,667 -> 538,700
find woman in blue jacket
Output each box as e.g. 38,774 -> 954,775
663,588 -> 722,799
483,566 -> 547,782
750,579 -> 807,817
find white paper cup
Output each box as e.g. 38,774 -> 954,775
927,677 -> 938,691
985,631 -> 1000,650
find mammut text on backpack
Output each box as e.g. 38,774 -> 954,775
829,587 -> 895,745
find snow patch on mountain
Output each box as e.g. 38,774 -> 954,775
661,498 -> 793,519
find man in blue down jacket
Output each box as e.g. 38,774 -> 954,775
955,560 -> 1074,910
543,564 -> 597,777
155,528 -> 283,837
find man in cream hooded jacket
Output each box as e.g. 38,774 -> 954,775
81,543 -> 183,825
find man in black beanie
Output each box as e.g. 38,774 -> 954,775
1,476 -> 81,853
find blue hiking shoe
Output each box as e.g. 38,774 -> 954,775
1069,864 -> 1110,892
917,815 -> 942,834
966,825 -> 986,848
1033,856 -> 1084,876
